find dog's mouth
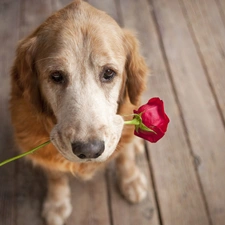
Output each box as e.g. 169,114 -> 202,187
50,136 -> 119,163
50,115 -> 124,163
50,140 -> 114,163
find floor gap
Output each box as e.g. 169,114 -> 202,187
145,142 -> 163,225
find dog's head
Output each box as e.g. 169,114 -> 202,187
11,0 -> 147,162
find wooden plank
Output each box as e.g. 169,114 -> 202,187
15,161 -> 47,225
178,1 -> 225,224
216,0 -> 225,22
0,0 -> 20,224
120,0 -> 211,224
180,0 -> 225,123
67,171 -> 111,225
19,0 -> 52,38
152,0 -> 225,224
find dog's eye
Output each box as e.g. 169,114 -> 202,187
102,68 -> 116,82
50,71 -> 65,84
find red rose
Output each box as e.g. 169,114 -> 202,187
125,98 -> 170,143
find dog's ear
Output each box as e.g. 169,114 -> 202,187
123,30 -> 148,105
11,36 -> 45,113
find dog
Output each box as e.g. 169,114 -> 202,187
10,1 -> 148,224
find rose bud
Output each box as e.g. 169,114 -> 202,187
124,97 -> 170,143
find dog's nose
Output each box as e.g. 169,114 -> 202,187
71,140 -> 105,159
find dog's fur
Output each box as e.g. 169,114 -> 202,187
10,1 -> 148,224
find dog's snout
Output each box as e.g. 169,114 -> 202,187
71,140 -> 105,159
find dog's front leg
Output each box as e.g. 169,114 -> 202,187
42,170 -> 72,225
116,137 -> 148,203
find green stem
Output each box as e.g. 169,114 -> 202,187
0,140 -> 50,167
124,118 -> 140,126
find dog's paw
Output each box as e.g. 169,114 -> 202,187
118,168 -> 148,203
42,197 -> 72,225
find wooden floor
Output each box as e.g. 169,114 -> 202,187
1,0 -> 225,224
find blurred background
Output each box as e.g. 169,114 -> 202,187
0,0 -> 225,225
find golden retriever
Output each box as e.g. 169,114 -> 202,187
10,1 -> 148,224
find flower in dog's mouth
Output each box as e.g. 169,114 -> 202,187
125,97 -> 170,143
0,98 -> 169,166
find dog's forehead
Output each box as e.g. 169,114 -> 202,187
59,22 -> 125,64
37,1 -> 125,70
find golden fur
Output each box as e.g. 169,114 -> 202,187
10,1 -> 148,224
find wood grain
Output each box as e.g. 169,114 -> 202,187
180,0 -> 225,123
152,0 -> 225,224
19,0 -> 52,38
216,0 -> 225,23
178,0 -> 225,223
15,161 -> 47,225
68,171 -> 111,225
